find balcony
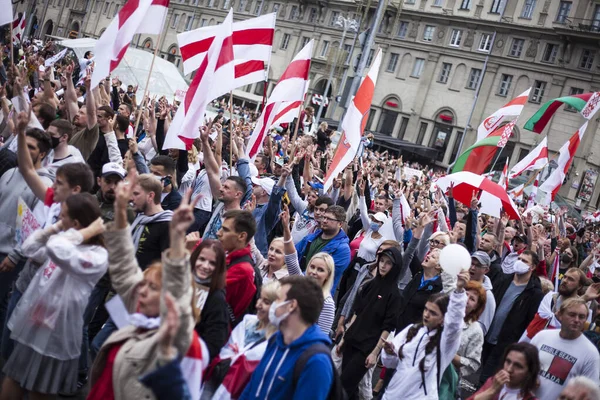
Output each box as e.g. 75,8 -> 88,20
559,17 -> 600,34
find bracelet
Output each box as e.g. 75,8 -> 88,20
283,237 -> 293,244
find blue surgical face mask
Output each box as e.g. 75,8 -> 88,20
370,222 -> 380,232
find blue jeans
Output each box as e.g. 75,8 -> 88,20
79,285 -> 110,375
91,317 -> 118,360
0,287 -> 22,361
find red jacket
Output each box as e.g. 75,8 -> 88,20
225,246 -> 257,319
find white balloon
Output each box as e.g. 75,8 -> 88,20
439,244 -> 471,276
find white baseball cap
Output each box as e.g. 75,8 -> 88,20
101,162 -> 126,179
251,176 -> 275,196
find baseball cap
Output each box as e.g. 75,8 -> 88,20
101,162 -> 126,179
372,212 -> 388,223
513,234 -> 528,244
251,176 -> 275,195
471,251 -> 491,267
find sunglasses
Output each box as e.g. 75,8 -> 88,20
429,239 -> 442,246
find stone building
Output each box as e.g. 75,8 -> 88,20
14,0 -> 600,209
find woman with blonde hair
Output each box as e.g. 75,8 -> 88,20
281,207 -> 336,334
252,237 -> 289,284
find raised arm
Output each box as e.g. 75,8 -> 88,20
63,61 -> 79,123
281,206 -> 303,277
200,125 -> 222,199
85,76 -> 97,129
16,106 -> 49,201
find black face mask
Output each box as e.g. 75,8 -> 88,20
51,136 -> 60,149
593,276 -> 600,284
561,254 -> 572,264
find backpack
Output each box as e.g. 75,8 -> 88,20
226,254 -> 261,327
584,322 -> 600,351
293,343 -> 347,400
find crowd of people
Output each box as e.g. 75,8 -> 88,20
0,39 -> 600,400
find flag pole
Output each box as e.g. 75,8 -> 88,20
133,33 -> 162,137
229,90 -> 234,169
288,103 -> 304,158
10,22 -> 14,66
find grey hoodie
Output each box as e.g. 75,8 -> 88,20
0,167 -> 53,262
477,275 -> 497,335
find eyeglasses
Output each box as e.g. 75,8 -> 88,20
321,216 -> 341,223
429,239 -> 442,246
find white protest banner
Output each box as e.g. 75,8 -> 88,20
44,48 -> 68,67
581,91 -> 600,120
403,166 -> 423,181
10,96 -> 44,130
15,197 -> 40,246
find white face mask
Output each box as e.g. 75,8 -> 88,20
268,300 -> 290,328
513,260 -> 530,275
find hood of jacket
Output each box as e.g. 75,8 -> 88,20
375,247 -> 404,283
482,275 -> 493,291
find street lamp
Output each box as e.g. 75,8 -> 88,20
314,15 -> 358,128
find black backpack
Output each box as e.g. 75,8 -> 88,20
226,254 -> 262,328
293,343 -> 347,400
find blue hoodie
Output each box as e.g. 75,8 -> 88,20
295,229 -> 351,294
239,325 -> 333,400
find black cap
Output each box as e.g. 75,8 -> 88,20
514,234 -> 528,244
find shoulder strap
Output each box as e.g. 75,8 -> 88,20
228,254 -> 255,268
293,343 -> 331,386
550,293 -> 559,313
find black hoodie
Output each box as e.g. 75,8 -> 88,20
343,248 -> 403,354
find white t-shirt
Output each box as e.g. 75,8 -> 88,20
531,330 -> 600,400
498,386 -> 522,400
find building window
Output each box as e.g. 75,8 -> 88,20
377,109 -> 399,136
565,87 -> 584,111
94,1 -> 101,12
438,63 -> 452,84
113,3 -> 119,17
530,80 -> 547,103
433,0 -> 443,6
208,0 -> 216,6
405,0 -> 415,4
237,0 -> 247,11
479,33 -> 492,52
417,122 -> 428,145
450,130 -> 464,162
508,38 -> 524,57
449,29 -> 462,47
253,0 -> 263,15
498,74 -> 513,96
579,49 -> 594,70
467,68 -> 481,89
280,33 -> 290,50
397,21 -> 409,38
541,44 -> 559,63
171,14 -> 180,29
398,117 -> 410,140
103,1 -> 109,14
329,11 -> 340,26
308,7 -> 317,23
387,53 -> 400,72
289,5 -> 299,20
411,58 -> 425,78
223,0 -> 231,9
459,0 -> 471,10
366,49 -> 375,66
555,1 -> 572,23
520,0 -> 536,19
593,4 -> 600,30
320,40 -> 330,57
490,0 -> 506,14
272,3 -> 280,14
200,18 -> 207,27
185,15 -> 194,31
301,36 -> 311,49
423,25 -> 435,42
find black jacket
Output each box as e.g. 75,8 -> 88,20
161,189 -> 183,211
194,288 -> 230,362
397,271 -> 443,332
487,250 -> 503,289
492,273 -> 544,347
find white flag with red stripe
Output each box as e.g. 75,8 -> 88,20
526,173 -> 540,209
246,40 -> 313,160
180,331 -> 210,400
270,80 -> 311,127
539,122 -> 588,202
178,12 -> 275,89
91,0 -> 169,89
477,89 -> 531,142
1,1 -> 13,27
12,12 -> 25,42
508,183 -> 524,202
323,49 -> 383,192
499,158 -> 509,191
163,11 -> 235,150
509,137 -> 549,179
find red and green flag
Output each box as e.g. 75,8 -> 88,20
524,93 -> 593,133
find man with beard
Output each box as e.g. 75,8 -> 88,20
96,162 -> 136,222
520,268 -> 600,342
68,75 -> 99,162
479,250 -> 544,385
43,119 -> 84,177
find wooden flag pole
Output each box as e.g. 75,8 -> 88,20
9,22 -> 14,66
133,33 -> 162,137
288,104 -> 304,159
229,90 -> 234,169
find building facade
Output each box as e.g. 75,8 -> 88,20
15,0 -> 600,210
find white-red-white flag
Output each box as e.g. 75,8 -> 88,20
12,12 -> 25,42
91,0 -> 169,89
163,11 -> 235,150
499,158 -> 509,191
509,137 -> 548,179
477,88 -> 531,142
323,49 -> 383,192
527,173 -> 539,209
1,0 -> 13,27
246,41 -> 313,160
178,13 -> 275,87
508,183 -> 524,202
270,80 -> 311,127
539,122 -> 588,201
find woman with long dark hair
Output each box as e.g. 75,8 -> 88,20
380,270 -> 469,400
468,342 -> 540,400
190,239 -> 230,362
1,193 -> 107,398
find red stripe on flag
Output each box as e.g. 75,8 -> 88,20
185,55 -> 209,114
232,28 -> 274,46
234,60 -> 265,78
279,59 -> 311,81
462,145 -> 498,175
151,0 -> 170,5
117,0 -> 140,29
216,34 -> 235,70
272,101 -> 302,122
110,45 -> 129,71
180,37 -> 214,61
248,103 -> 275,158
503,94 -> 528,107
354,77 -> 375,133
